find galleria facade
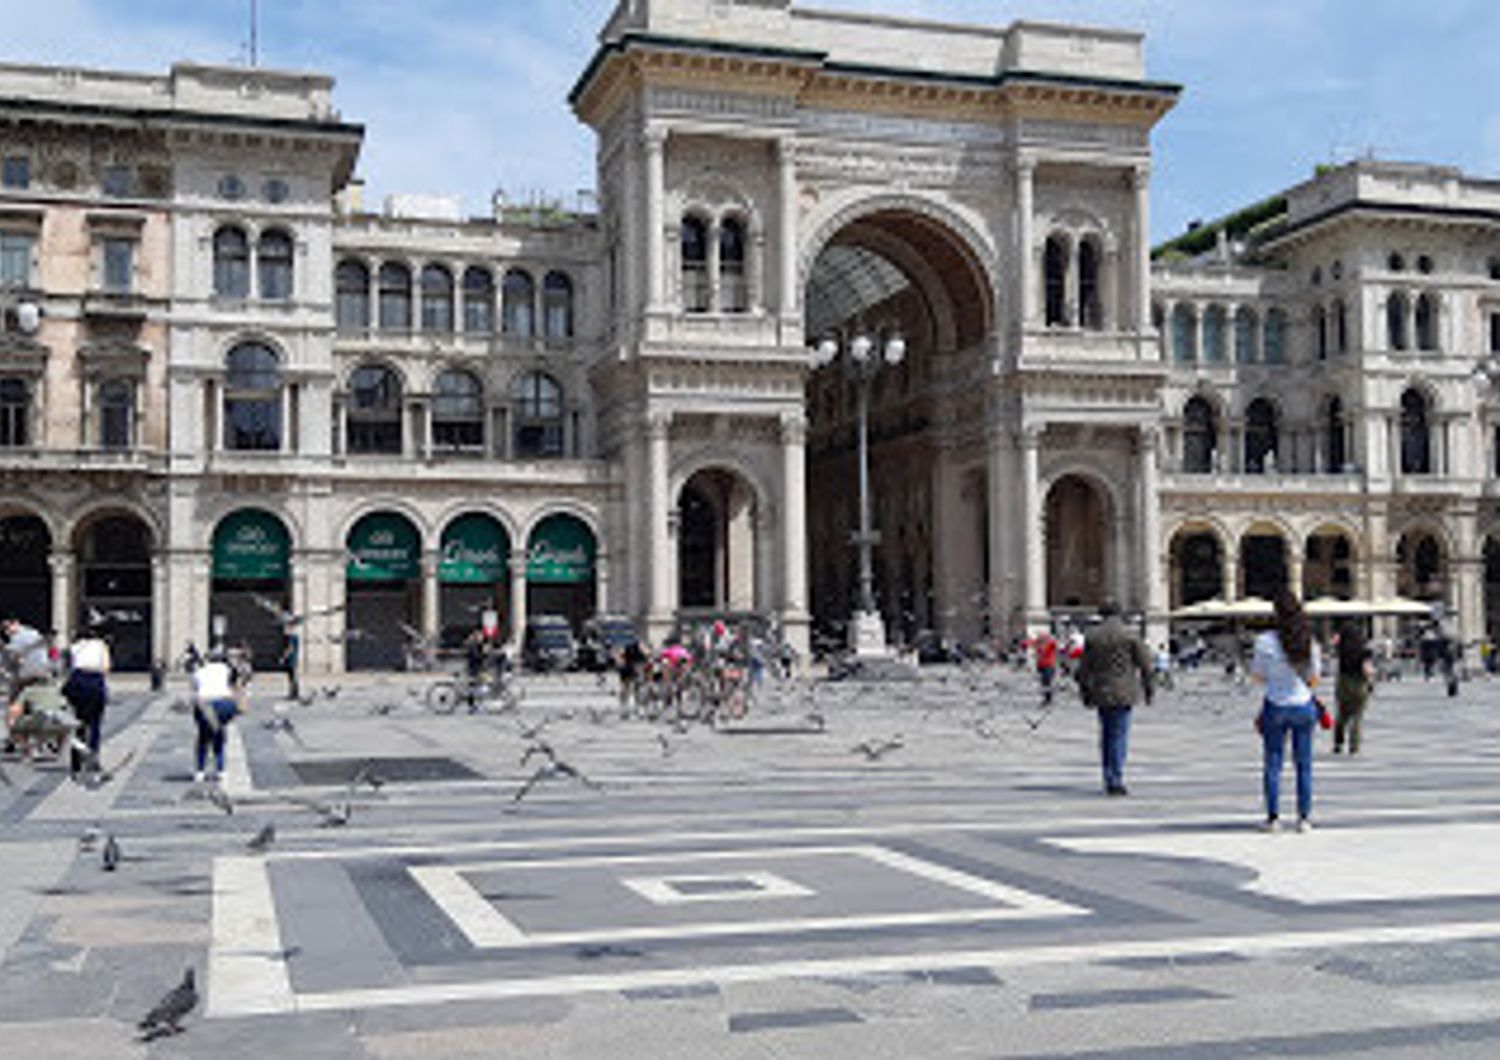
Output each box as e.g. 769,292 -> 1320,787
1,0 -> 1498,672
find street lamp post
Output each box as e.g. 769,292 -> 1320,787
811,332 -> 906,657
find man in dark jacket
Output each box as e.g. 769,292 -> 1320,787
1077,601 -> 1153,796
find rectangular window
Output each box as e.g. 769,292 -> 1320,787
2,156 -> 29,189
0,232 -> 33,288
0,380 -> 28,447
1491,313 -> 1500,355
102,238 -> 134,292
102,165 -> 131,198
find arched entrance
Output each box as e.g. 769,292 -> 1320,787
345,511 -> 422,671
211,510 -> 290,665
1239,528 -> 1288,600
0,514 -> 51,631
526,514 -> 597,633
677,468 -> 758,614
803,204 -> 994,642
438,513 -> 511,648
75,514 -> 154,671
1171,529 -> 1223,607
1045,475 -> 1108,609
1486,537 -> 1500,640
1396,530 -> 1446,602
1304,528 -> 1356,600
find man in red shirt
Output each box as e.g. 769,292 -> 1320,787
1028,631 -> 1059,704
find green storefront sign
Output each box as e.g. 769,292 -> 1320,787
526,515 -> 595,585
346,513 -> 420,582
213,510 -> 290,581
439,514 -> 509,585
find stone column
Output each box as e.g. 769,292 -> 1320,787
778,138 -> 799,320
1021,427 -> 1045,624
422,553 -> 440,641
645,127 -> 666,312
1132,165 -> 1153,338
1015,157 -> 1035,330
1138,426 -> 1165,623
779,412 -> 809,625
986,427 -> 1013,637
151,554 -> 168,670
1288,548 -> 1305,598
50,551 -> 73,636
594,553 -> 611,615
647,412 -> 674,640
706,219 -> 721,313
508,555 -> 528,649
1223,545 -> 1239,603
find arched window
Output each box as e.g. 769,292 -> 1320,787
1388,252 -> 1405,272
224,343 -> 281,451
511,371 -> 563,458
1400,389 -> 1432,475
432,370 -> 484,451
502,268 -> 535,337
1203,305 -> 1227,363
1387,292 -> 1408,350
681,215 -> 709,313
1182,396 -> 1218,473
1415,292 -> 1437,351
378,262 -> 412,332
1313,304 -> 1328,360
335,260 -> 369,333
1078,238 -> 1102,331
213,226 -> 250,298
420,264 -> 454,333
1334,299 -> 1348,353
1245,397 -> 1279,473
0,377 -> 29,447
345,364 -> 402,455
1172,304 -> 1197,363
1044,234 -> 1069,326
1325,396 -> 1347,472
1235,307 -> 1258,363
543,271 -> 574,339
719,217 -> 747,313
462,267 -> 494,334
257,229 -> 293,301
98,378 -> 134,450
1263,308 -> 1287,364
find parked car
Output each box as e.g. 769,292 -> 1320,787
523,615 -> 577,672
578,614 -> 639,672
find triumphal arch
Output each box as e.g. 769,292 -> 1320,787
571,0 -> 1179,651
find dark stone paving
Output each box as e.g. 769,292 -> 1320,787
727,1006 -> 864,1032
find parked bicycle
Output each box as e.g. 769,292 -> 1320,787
426,670 -> 520,714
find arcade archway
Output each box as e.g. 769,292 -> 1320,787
1045,475 -> 1109,609
677,468 -> 759,615
0,514 -> 50,631
1170,528 -> 1224,607
803,205 -> 995,641
75,513 -> 154,671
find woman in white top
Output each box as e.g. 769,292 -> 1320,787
1249,588 -> 1322,832
191,651 -> 242,783
62,625 -> 111,779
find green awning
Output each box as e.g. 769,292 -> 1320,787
526,514 -> 596,585
347,512 -> 420,582
439,514 -> 510,585
213,509 -> 290,581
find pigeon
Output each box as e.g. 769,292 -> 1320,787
369,702 -> 396,716
348,762 -> 385,794
0,760 -> 12,788
520,740 -> 558,768
851,735 -> 904,761
246,823 -> 276,853
138,968 -> 197,1039
205,786 -> 235,816
656,732 -> 675,758
92,748 -> 137,787
79,827 -> 102,851
320,685 -> 341,700
291,796 -> 350,828
515,718 -> 552,741
513,760 -> 601,803
101,834 -> 120,872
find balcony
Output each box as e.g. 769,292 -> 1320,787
0,445 -> 166,474
83,289 -> 150,322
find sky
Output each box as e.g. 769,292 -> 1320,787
0,0 -> 1496,243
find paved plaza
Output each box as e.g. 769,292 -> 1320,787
4,666 -> 1500,1057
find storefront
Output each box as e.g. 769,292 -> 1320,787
438,513 -> 510,649
345,511 -> 421,670
77,515 -> 153,671
526,514 -> 596,633
210,509 -> 290,666
0,514 -> 51,633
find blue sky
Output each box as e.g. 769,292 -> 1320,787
2,0 -> 1496,242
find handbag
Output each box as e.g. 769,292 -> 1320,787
1314,696 -> 1333,731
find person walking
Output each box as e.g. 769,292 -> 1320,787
3,616 -> 52,753
62,623 -> 111,780
1077,601 -> 1153,797
1333,622 -> 1373,755
279,627 -> 301,702
191,649 -> 243,784
1029,630 -> 1059,704
1250,588 -> 1322,832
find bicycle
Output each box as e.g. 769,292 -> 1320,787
426,670 -> 520,715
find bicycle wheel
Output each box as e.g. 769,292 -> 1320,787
426,682 -> 460,714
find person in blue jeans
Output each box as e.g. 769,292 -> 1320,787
1250,588 -> 1322,832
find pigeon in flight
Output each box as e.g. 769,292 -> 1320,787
290,796 -> 350,827
851,735 -> 904,761
138,968 -> 197,1039
205,786 -> 235,816
246,823 -> 276,853
512,759 -> 601,803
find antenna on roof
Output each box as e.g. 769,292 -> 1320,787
248,0 -> 259,67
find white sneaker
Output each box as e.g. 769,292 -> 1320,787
1259,818 -> 1280,833
1296,818 -> 1313,833
193,770 -> 205,783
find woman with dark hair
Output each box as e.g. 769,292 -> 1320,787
62,623 -> 111,781
1249,587 -> 1322,832
1334,622 -> 1373,754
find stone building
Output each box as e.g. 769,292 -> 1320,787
0,0 -> 1496,673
